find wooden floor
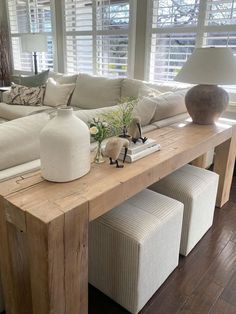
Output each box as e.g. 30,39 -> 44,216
89,176 -> 236,314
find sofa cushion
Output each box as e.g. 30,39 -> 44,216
74,98 -> 156,129
152,113 -> 190,129
9,84 -> 45,106
151,89 -> 188,122
11,74 -> 21,85
75,106 -> 119,126
0,117 -> 8,124
2,90 -> 11,104
121,78 -> 146,98
70,73 -> 122,109
19,70 -> 49,87
0,103 -> 51,120
121,78 -> 188,98
49,71 -> 78,84
0,113 -> 50,171
0,160 -> 41,183
44,78 -> 75,107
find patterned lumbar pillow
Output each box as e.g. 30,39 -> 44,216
9,84 -> 45,106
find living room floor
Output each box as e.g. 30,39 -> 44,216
89,175 -> 236,314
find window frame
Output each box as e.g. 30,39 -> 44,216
62,0 -> 137,77
145,0 -> 236,83
7,0 -> 58,75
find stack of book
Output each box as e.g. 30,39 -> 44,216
119,138 -> 161,163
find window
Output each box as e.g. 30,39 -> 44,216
147,0 -> 236,82
7,0 -> 55,73
64,0 -> 135,77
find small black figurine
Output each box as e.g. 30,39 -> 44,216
128,117 -> 147,144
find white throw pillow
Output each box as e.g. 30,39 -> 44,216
133,97 -> 157,126
121,78 -> 146,98
74,99 -> 156,130
138,84 -> 166,98
121,78 -> 169,98
70,73 -> 122,109
49,71 -> 78,84
151,89 -> 188,122
44,78 -> 75,107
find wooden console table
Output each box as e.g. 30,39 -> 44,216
0,121 -> 236,314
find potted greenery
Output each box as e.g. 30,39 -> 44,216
101,97 -> 138,138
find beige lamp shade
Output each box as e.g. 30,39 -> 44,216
21,33 -> 48,53
175,47 -> 236,85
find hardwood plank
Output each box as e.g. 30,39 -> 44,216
177,240 -> 236,313
177,281 -> 223,314
209,298 -> 236,314
220,270 -> 236,307
230,232 -> 236,243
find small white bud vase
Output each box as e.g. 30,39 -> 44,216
40,107 -> 90,182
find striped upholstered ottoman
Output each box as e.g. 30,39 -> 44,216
149,164 -> 219,256
89,189 -> 183,314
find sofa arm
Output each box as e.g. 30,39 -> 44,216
2,90 -> 11,104
0,113 -> 50,171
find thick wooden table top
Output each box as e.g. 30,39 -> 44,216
0,121 -> 234,229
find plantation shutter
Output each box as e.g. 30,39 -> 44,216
146,0 -> 236,83
203,1 -> 236,54
7,0 -> 55,73
64,0 -> 133,77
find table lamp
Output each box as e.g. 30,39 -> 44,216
21,33 -> 48,75
174,47 -> 236,124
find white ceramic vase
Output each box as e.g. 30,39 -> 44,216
40,107 -> 90,182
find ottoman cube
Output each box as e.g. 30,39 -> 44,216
149,164 -> 219,256
89,189 -> 183,314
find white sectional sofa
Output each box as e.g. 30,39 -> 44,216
0,73 -> 191,183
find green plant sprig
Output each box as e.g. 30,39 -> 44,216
100,97 -> 138,137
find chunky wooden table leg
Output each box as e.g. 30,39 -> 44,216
26,211 -> 66,314
0,196 -> 89,314
26,203 -> 89,314
214,126 -> 236,208
191,153 -> 210,168
0,197 -> 33,314
64,204 -> 89,313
